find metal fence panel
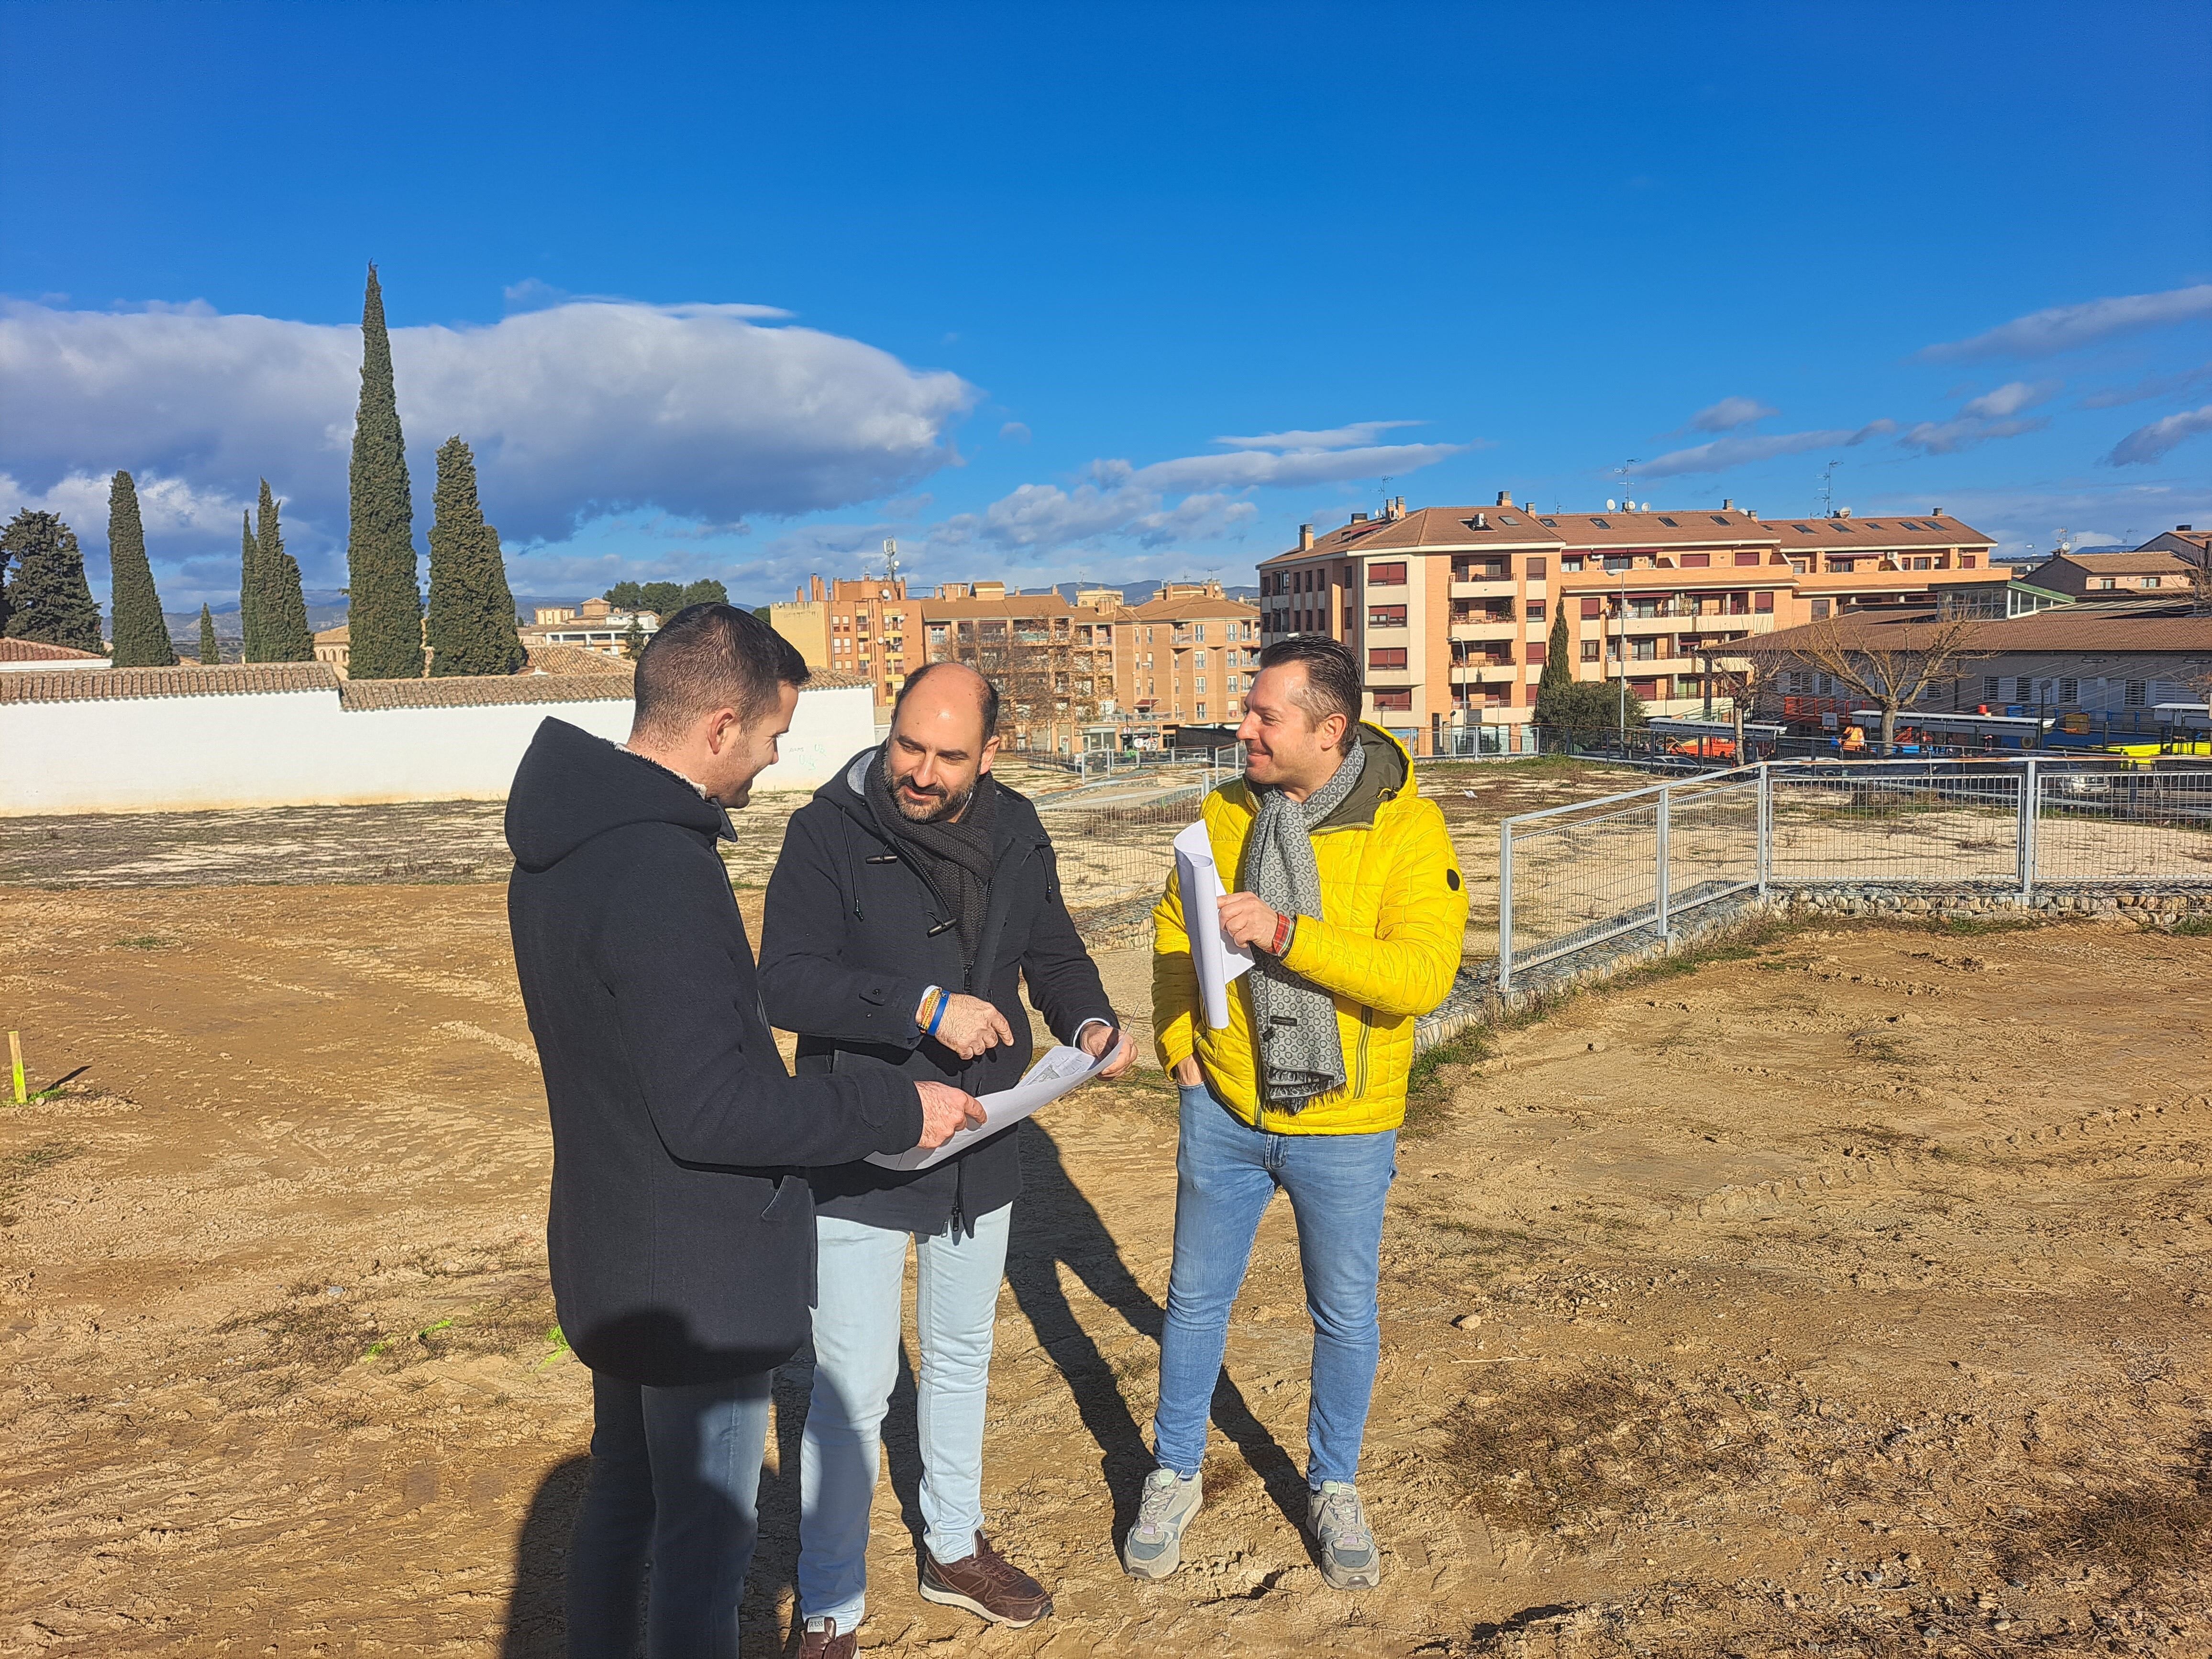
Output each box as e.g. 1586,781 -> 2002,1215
2032,767 -> 2212,886
1766,765 -> 2023,891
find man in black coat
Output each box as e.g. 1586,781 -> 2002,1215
505,606 -> 984,1659
760,663 -> 1132,1655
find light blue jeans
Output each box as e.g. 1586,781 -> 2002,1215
1152,1081 -> 1397,1488
565,1366 -> 775,1659
798,1203 -> 1011,1631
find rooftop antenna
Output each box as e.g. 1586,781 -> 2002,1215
1818,460 -> 1841,518
2053,527 -> 2070,554
882,537 -> 900,582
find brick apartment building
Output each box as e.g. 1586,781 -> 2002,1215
2020,530 -> 2208,602
1257,493 -> 2000,756
770,575 -> 1259,750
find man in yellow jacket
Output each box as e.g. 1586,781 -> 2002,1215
1125,636 -> 1467,1590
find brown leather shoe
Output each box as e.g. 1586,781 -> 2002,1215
918,1529 -> 1054,1626
796,1615 -> 857,1658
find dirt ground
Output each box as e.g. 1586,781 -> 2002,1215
5,855 -> 2208,1655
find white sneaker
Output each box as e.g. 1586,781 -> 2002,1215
1121,1468 -> 1202,1579
1309,1481 -> 1382,1589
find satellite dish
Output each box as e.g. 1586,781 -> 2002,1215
1605,499 -> 1617,511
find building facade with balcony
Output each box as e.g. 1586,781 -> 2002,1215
1259,494 -> 1998,755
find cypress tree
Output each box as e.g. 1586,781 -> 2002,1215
256,481 -> 315,662
0,510 -> 104,653
426,436 -> 525,676
106,471 -> 177,666
197,603 -> 221,665
239,511 -> 264,659
344,263 -> 424,678
1534,606 -> 1574,748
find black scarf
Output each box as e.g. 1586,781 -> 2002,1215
864,749 -> 999,970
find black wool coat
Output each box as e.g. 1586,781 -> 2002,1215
505,719 -> 925,1386
759,748 -> 1117,1235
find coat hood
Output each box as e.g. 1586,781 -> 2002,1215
505,716 -> 729,874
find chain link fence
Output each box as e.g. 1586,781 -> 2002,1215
1499,758 -> 2212,988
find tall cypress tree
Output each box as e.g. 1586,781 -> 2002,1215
0,510 -> 104,653
426,436 -> 525,676
344,264 -> 424,678
197,603 -> 221,665
256,481 -> 314,662
239,511 -> 264,660
106,471 -> 177,666
1534,605 -> 1574,742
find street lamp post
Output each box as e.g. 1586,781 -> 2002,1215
1616,559 -> 1629,753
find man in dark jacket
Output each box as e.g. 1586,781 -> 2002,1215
506,605 -> 983,1659
760,662 -> 1131,1656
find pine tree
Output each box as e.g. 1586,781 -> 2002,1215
106,471 -> 177,666
677,578 -> 728,609
622,617 -> 645,659
426,437 -> 525,676
0,510 -> 104,653
344,264 -> 424,678
197,603 -> 221,665
256,482 -> 314,662
239,511 -> 264,660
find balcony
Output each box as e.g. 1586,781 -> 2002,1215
1449,618 -> 1516,641
1449,663 -> 1517,684
1450,578 -> 1517,599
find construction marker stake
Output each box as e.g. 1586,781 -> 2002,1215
8,1031 -> 23,1105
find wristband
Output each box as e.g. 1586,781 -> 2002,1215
926,993 -> 950,1039
1269,913 -> 1292,956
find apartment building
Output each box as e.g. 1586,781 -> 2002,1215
1114,581 -> 1264,738
519,597 -> 663,660
1258,494 -> 1998,755
768,575 -> 921,711
2020,540 -> 2206,602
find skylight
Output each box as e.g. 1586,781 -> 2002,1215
1656,516 -> 1678,527
1537,517 -> 1557,526
1590,517 -> 1611,528
1710,515 -> 1730,524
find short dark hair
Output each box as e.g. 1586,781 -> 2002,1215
1256,635 -> 1360,741
892,659 -> 1000,743
632,603 -> 808,742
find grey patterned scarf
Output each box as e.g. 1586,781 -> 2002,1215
1240,738 -> 1366,1109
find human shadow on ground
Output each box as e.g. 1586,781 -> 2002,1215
498,1454 -> 589,1658
1001,1119 -> 1307,1539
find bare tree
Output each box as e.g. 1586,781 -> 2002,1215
2183,540 -> 2212,616
1757,613 -> 1991,748
933,622 -> 1102,751
1695,644 -> 1774,760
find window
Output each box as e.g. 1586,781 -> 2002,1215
1794,524 -> 1816,534
1498,514 -> 1520,524
2014,677 -> 2032,703
1581,596 -> 1604,618
1561,555 -> 1584,572
2141,575 -> 2161,588
2125,681 -> 2146,707
1195,623 -> 1208,640
2058,677 -> 2078,703
1368,647 -> 1407,670
1590,517 -> 1611,529
1961,555 -> 1977,568
1344,606 -> 1357,631
1369,562 -> 1407,586
1735,552 -> 1761,567
1603,555 -> 1631,574
1581,640 -> 1601,663
1983,676 -> 2001,699
1526,599 -> 1547,620
1657,516 -> 1679,527
1754,591 -> 1774,613
1197,675 -> 1207,690
1368,605 -> 1407,628
1811,598 -> 1831,619
1789,559 -> 1807,574
1632,638 -> 1659,661
1681,553 -> 1710,568
2095,577 -> 2117,590
1526,641 -> 1547,664
1710,515 -> 1731,525
1831,558 -> 1855,574
1228,675 -> 1241,692
1829,521 -> 1855,533
1526,557 -> 1547,578
1373,688 -> 1412,712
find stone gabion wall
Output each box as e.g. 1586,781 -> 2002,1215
1768,885 -> 2212,924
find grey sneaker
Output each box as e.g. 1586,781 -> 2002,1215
1309,1481 -> 1382,1589
1121,1468 -> 1202,1579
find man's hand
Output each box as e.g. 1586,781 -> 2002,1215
929,993 -> 1015,1060
1171,1056 -> 1203,1086
1217,892 -> 1285,952
1078,1020 -> 1136,1080
914,1081 -> 989,1150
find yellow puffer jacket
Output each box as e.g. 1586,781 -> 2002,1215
1152,724 -> 1468,1135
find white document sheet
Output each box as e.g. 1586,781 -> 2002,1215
1173,819 -> 1253,1030
866,1042 -> 1110,1172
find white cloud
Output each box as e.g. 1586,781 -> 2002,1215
1628,420 -> 1893,478
998,420 -> 1031,443
1895,414 -> 2048,455
1685,396 -> 1778,433
2105,404 -> 2212,467
2079,361 -> 2212,409
1131,440 -> 1476,493
1958,379 -> 2059,419
1920,283 -> 2212,362
1212,420 -> 1424,451
0,296 -> 978,562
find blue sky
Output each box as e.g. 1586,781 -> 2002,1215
3,0 -> 2209,611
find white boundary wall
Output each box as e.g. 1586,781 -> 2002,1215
0,682 -> 874,816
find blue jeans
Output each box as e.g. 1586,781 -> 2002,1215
798,1204 -> 1011,1631
1152,1082 -> 1397,1488
565,1366 -> 774,1659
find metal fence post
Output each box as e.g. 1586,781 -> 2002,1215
2019,758 -> 2038,904
1498,820 -> 1516,993
1757,762 -> 1772,899
1655,783 -> 1672,938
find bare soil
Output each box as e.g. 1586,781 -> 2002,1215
5,868 -> 2208,1656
